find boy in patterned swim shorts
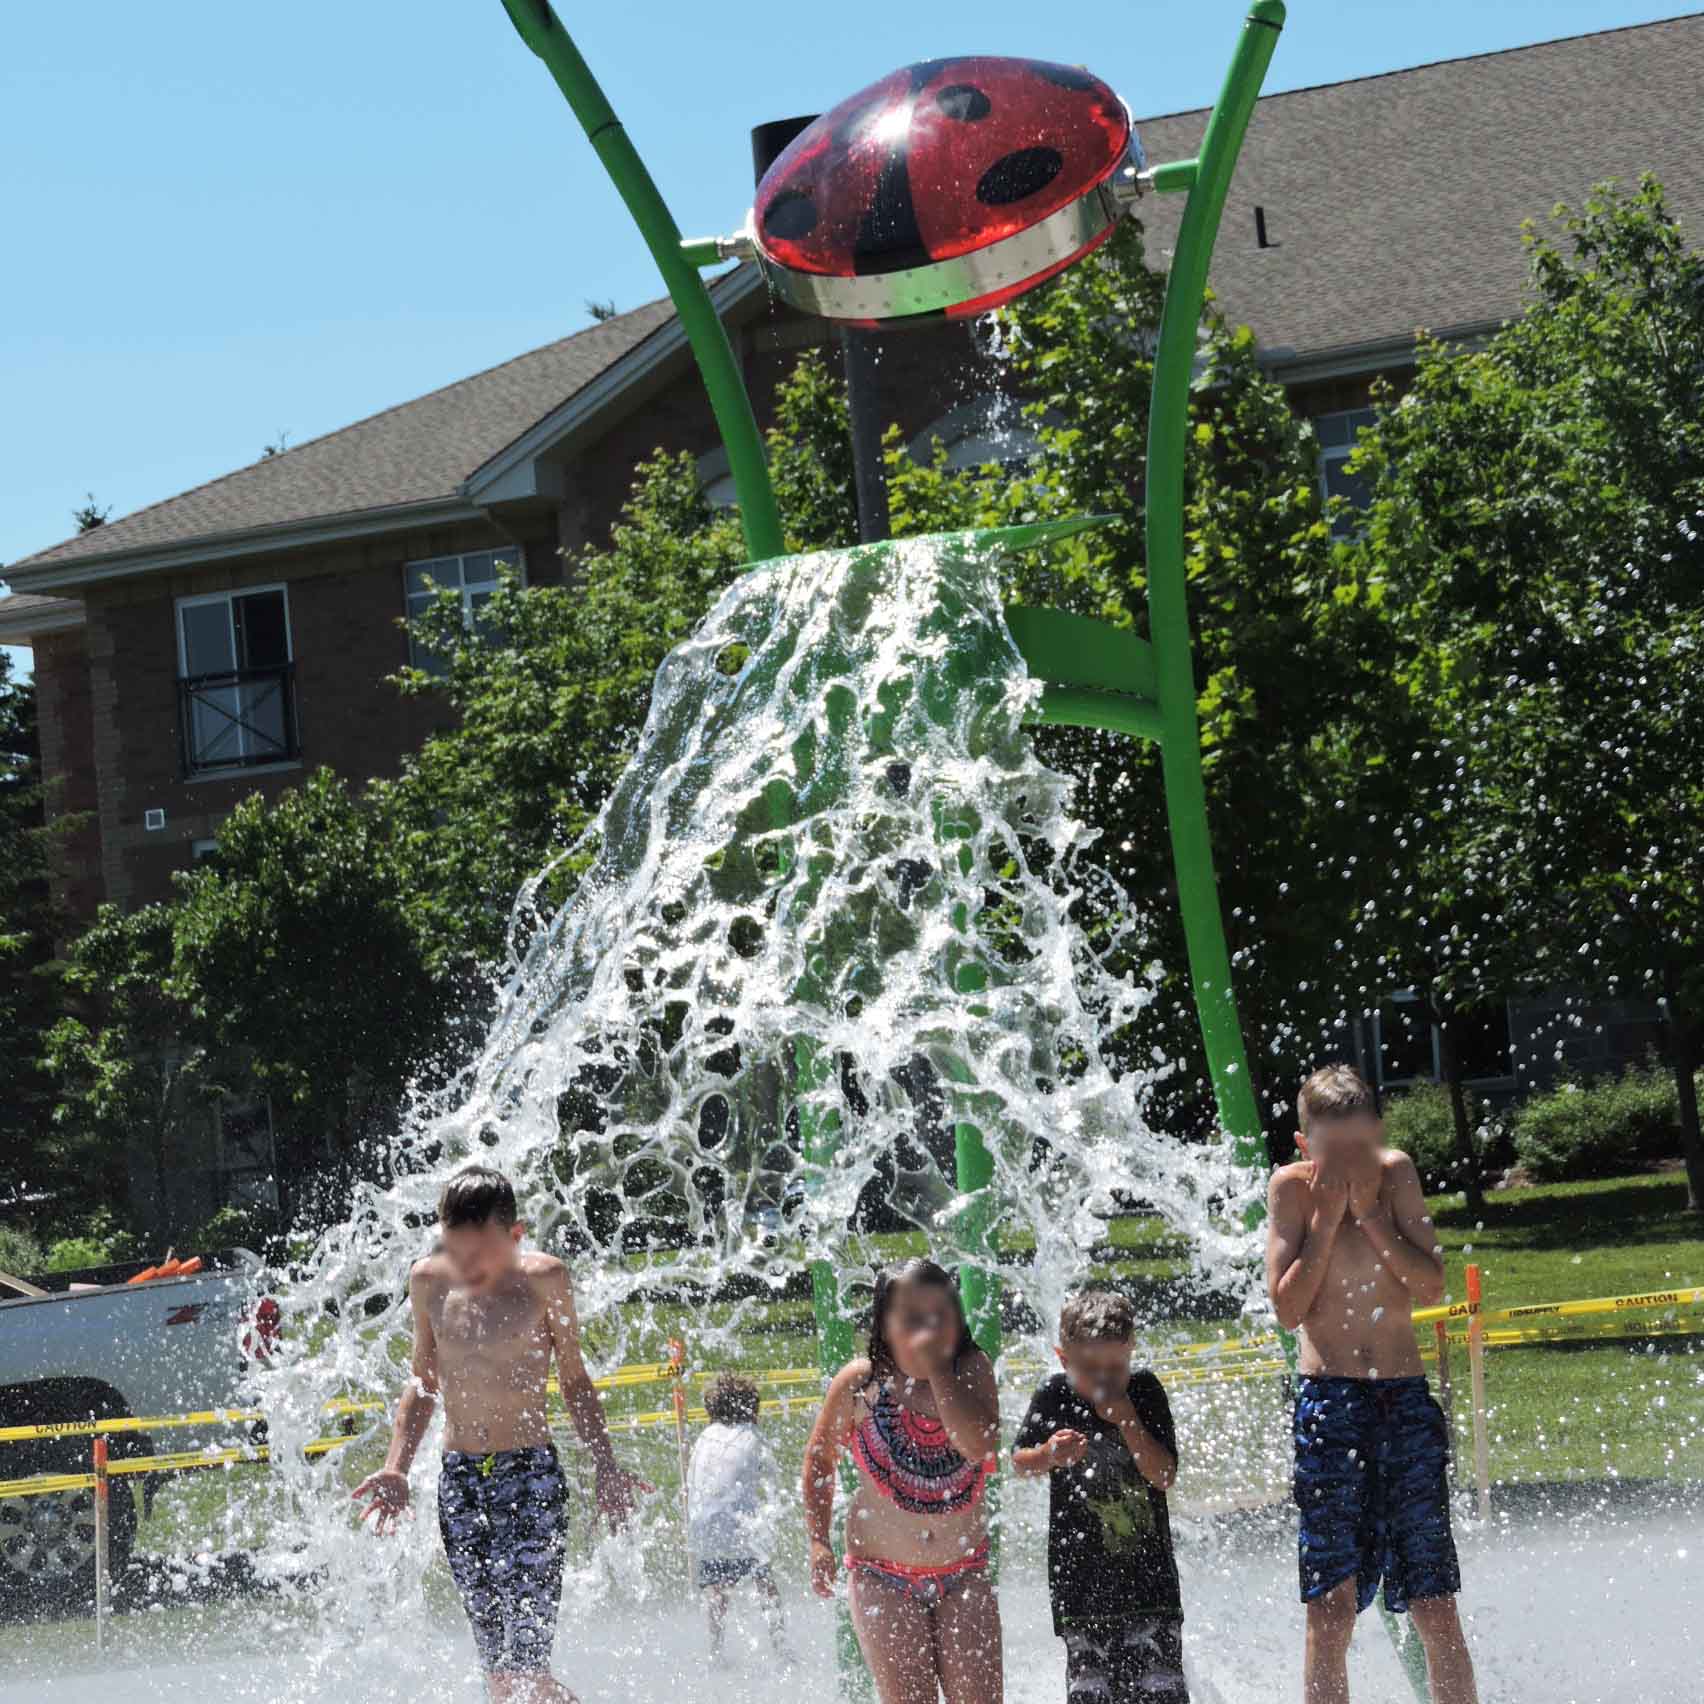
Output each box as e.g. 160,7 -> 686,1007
1267,1064 -> 1479,1704
353,1166 -> 650,1701
1013,1289 -> 1188,1704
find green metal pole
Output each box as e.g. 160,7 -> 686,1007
497,0 -> 785,562
1144,10 -> 1429,1696
1142,1 -> 1283,1172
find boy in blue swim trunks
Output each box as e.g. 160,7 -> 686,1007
1266,1065 -> 1478,1704
353,1166 -> 650,1701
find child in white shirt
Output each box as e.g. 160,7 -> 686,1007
687,1374 -> 791,1664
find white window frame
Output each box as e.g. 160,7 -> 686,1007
696,448 -> 739,511
175,584 -> 295,772
908,398 -> 1046,473
175,583 -> 294,679
404,547 -> 525,669
1315,407 -> 1377,534
1373,989 -> 1517,1091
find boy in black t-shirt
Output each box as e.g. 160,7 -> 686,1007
1014,1290 -> 1187,1704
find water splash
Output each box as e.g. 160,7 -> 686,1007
246,528 -> 1267,1646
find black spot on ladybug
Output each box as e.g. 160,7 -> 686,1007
763,190 -> 818,241
1033,64 -> 1100,93
855,149 -> 928,274
906,58 -> 954,93
976,147 -> 1064,206
936,84 -> 991,122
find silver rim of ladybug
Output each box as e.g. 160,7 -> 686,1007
753,131 -> 1144,324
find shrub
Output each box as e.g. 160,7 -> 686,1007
1511,1061 -> 1684,1182
1381,1083 -> 1511,1191
0,1223 -> 43,1277
42,1235 -> 111,1273
194,1204 -> 274,1254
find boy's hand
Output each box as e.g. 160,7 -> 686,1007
1046,1427 -> 1089,1466
1307,1155 -> 1349,1227
1347,1154 -> 1383,1220
351,1468 -> 410,1535
594,1461 -> 653,1530
809,1537 -> 839,1598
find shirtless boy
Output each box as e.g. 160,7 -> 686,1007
1265,1064 -> 1477,1704
352,1165 -> 649,1702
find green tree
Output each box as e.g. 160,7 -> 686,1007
887,221 -> 1348,1137
0,652 -> 66,1211
44,904 -> 196,1228
46,772 -> 450,1230
1345,177 -> 1704,1210
380,351 -> 858,973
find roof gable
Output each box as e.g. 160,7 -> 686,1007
1135,12 -> 1704,375
9,299 -> 676,577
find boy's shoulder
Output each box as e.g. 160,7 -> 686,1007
410,1251 -> 453,1289
1270,1159 -> 1313,1194
1378,1146 -> 1419,1180
518,1250 -> 569,1288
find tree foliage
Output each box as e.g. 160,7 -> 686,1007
0,652 -> 67,1214
1342,177 -> 1704,1208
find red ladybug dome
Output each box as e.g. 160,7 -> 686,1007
752,56 -> 1141,325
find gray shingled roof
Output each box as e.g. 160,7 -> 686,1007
0,592 -> 83,640
11,299 -> 676,572
11,14 -> 1704,577
1136,12 -> 1704,369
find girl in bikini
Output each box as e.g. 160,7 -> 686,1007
802,1258 -> 1004,1704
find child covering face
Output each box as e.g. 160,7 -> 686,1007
1266,1063 -> 1479,1704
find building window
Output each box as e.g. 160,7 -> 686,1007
191,837 -> 219,864
176,586 -> 298,775
1315,406 -> 1377,536
697,448 -> 738,511
218,1096 -> 278,1213
1372,990 -> 1515,1091
404,548 -> 523,672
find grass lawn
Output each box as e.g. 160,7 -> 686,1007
1423,1171 -> 1704,1487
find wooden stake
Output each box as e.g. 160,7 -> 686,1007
1465,1264 -> 1491,1519
92,1435 -> 110,1649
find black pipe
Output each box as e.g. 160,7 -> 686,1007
752,116 -> 890,543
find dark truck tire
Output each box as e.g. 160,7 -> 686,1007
0,1385 -> 141,1622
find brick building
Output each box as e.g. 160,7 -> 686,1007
5,15 -> 1702,1115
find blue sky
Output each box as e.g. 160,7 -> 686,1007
1,0 -> 1694,664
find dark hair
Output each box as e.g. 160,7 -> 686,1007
1059,1288 -> 1136,1345
704,1373 -> 761,1425
438,1165 -> 518,1229
866,1258 -> 975,1380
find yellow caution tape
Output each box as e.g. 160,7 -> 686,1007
1414,1285 -> 1701,1330
5,1281 -> 1695,1466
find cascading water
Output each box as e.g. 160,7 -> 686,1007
225,527 -> 1271,1690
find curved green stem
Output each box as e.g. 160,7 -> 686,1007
498,0 -> 784,561
1143,2 -> 1284,1176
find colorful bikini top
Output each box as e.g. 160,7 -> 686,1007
851,1380 -> 988,1515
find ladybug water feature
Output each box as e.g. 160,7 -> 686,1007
753,57 -> 1140,324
